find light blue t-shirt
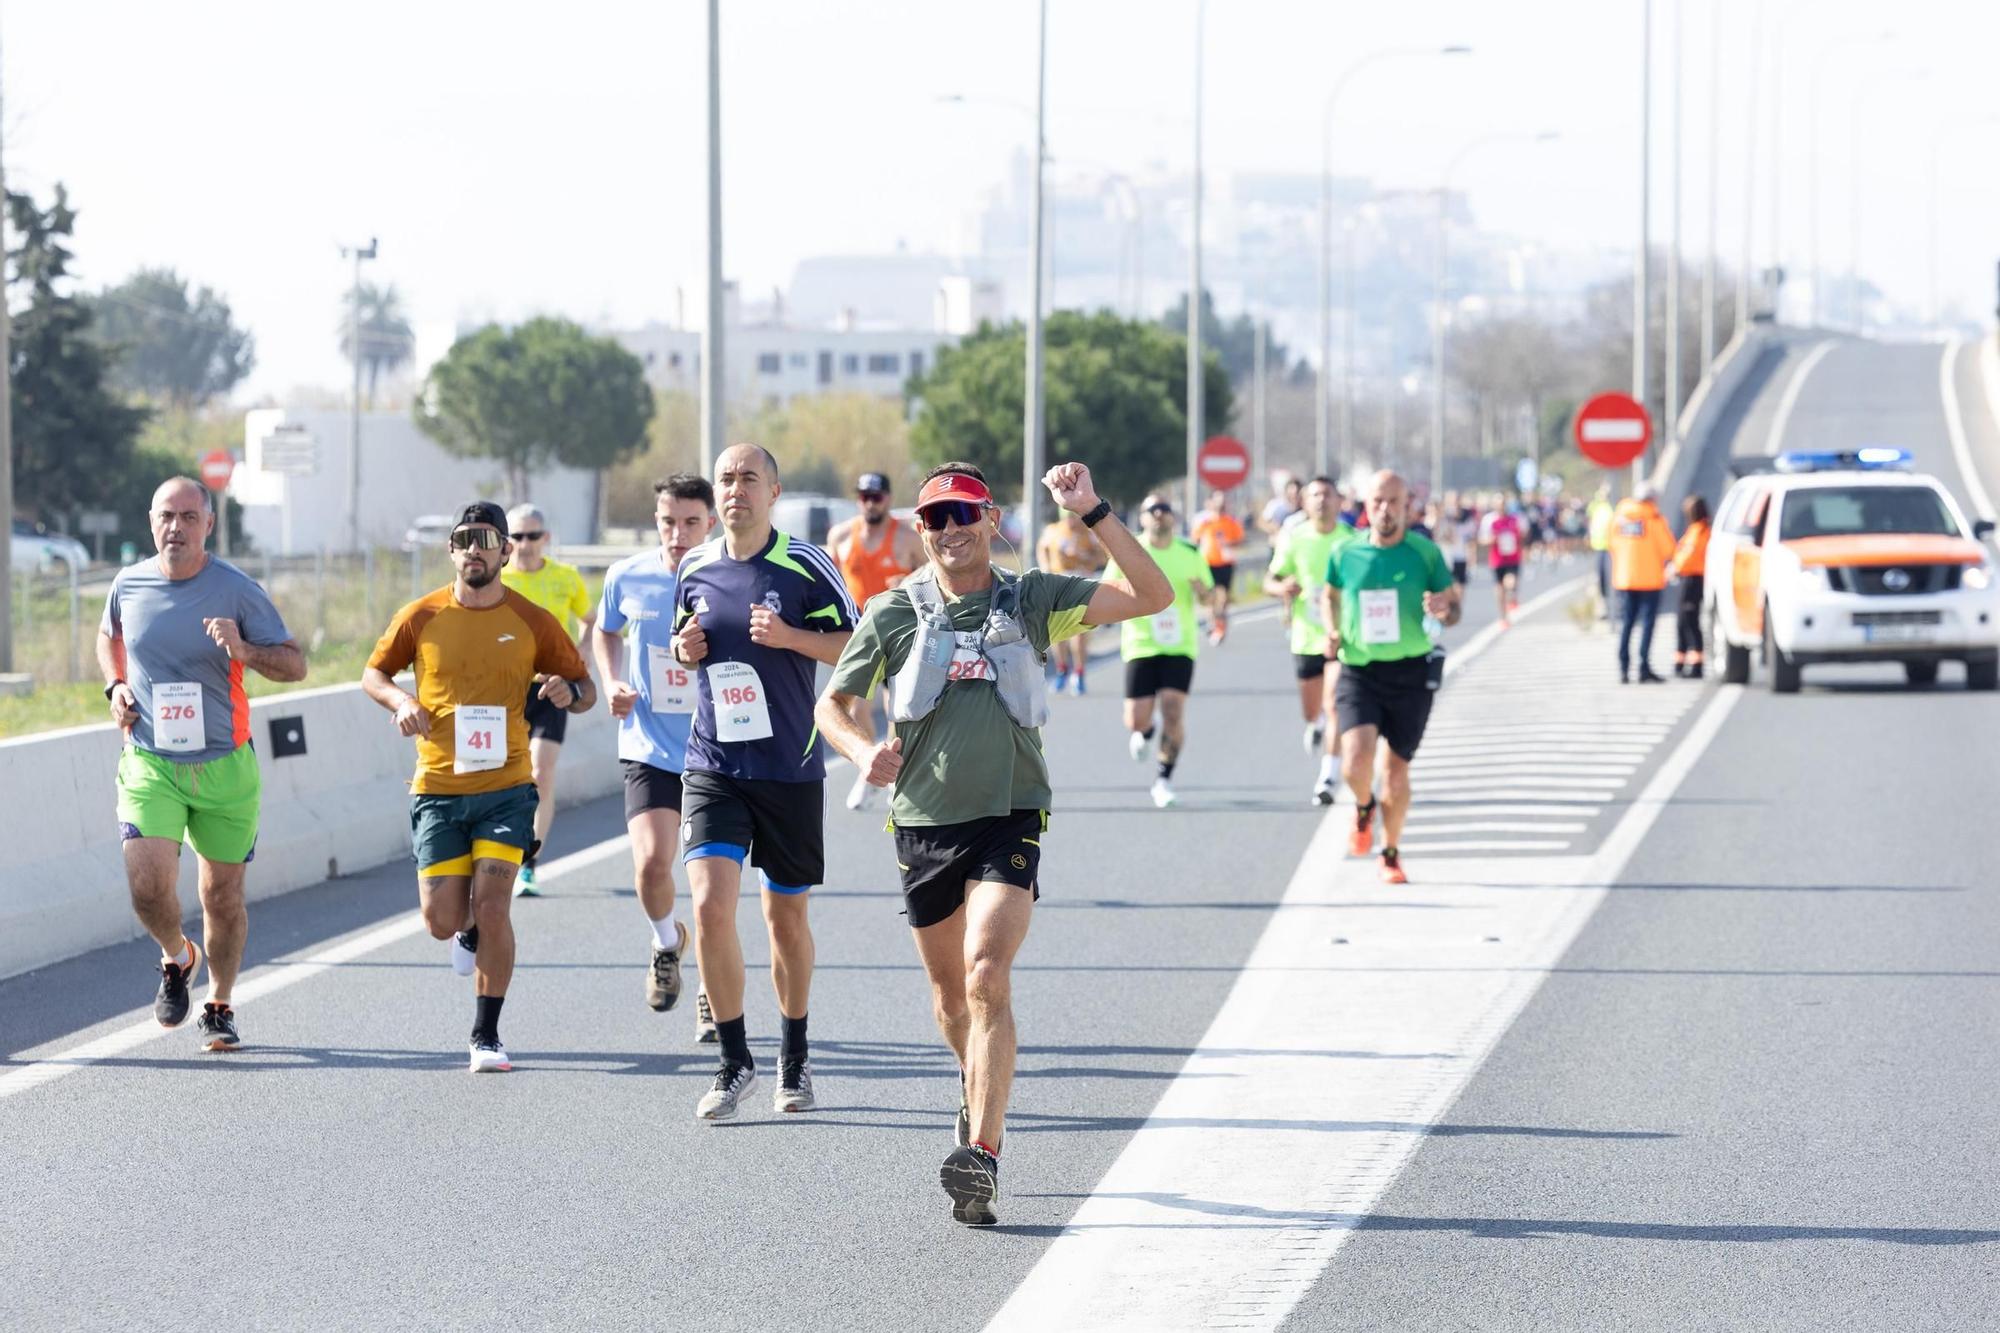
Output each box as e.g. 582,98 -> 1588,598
598,548 -> 694,773
99,556 -> 293,764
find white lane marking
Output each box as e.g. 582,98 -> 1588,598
989,681 -> 1747,1332
1394,821 -> 1589,834
1402,804 -> 1601,819
1940,335 -> 1998,530
1416,777 -> 1623,794
1411,763 -> 1639,777
1393,838 -> 1574,852
1413,746 -> 1653,760
1766,338 -> 1837,455
0,837 -> 634,1104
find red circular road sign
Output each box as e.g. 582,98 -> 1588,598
1572,393 -> 1654,467
199,450 -> 234,491
1196,435 -> 1252,491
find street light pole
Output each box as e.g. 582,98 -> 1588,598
1635,0 -> 1652,490
340,237 -> 376,556
1666,0 -> 1683,445
1023,0 -> 1048,545
1739,0 -> 1764,333
1252,318 -> 1267,489
1341,215 -> 1357,480
1702,0 -> 1720,372
0,19 -> 12,672
1185,0 -> 1205,523
701,0 -> 724,479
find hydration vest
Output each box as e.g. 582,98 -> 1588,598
889,567 -> 1049,730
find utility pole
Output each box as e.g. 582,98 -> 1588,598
1739,1 -> 1764,333
1251,318 -> 1267,490
1341,216 -> 1357,480
1665,0 -> 1682,446
1635,0 -> 1653,490
701,0 -> 725,479
1185,0 -> 1205,522
340,237 -> 376,556
1703,0 -> 1720,371
0,19 -> 12,673
1023,0 -> 1048,544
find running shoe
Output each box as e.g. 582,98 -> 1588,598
694,991 -> 719,1044
452,926 -> 479,977
697,1061 -> 756,1120
468,1039 -> 512,1073
1067,673 -> 1086,697
513,863 -> 538,898
1349,801 -> 1376,857
153,939 -> 204,1028
1301,719 -> 1325,757
196,1001 -> 241,1052
774,1058 -> 816,1113
844,773 -> 875,811
1150,778 -> 1177,809
940,1145 -> 1001,1226
1128,730 -> 1153,763
1312,779 -> 1339,807
647,922 -> 688,1012
1378,848 -> 1408,886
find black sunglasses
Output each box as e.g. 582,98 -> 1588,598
856,491 -> 886,503
510,530 -> 546,541
917,501 -> 987,531
1145,504 -> 1174,515
450,528 -> 503,551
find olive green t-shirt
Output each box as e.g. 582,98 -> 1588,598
828,568 -> 1097,827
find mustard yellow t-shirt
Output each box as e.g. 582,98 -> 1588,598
501,558 -> 592,638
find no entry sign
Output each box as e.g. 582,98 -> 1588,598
199,449 -> 236,491
1572,393 -> 1653,468
1196,435 -> 1251,491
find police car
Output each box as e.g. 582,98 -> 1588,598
1704,448 -> 1999,693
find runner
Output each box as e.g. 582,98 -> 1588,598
671,443 -> 857,1119
1437,491 -> 1474,587
1035,506 -> 1105,694
1189,489 -> 1242,645
98,476 -> 305,1051
1257,472 -> 1302,539
362,500 -> 596,1072
1480,498 -> 1525,627
1322,470 -> 1460,885
590,474 -> 717,1024
498,503 -> 596,896
1109,494 -> 1212,808
1262,476 -> 1356,805
827,471 -> 922,811
815,459 -> 1170,1226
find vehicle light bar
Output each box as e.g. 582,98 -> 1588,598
1772,447 -> 1914,473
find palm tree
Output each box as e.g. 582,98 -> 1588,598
335,282 -> 415,406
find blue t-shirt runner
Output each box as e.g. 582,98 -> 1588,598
598,548 -> 695,773
673,529 -> 857,783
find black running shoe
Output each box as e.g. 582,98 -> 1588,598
153,940 -> 203,1028
940,1145 -> 1000,1226
196,1001 -> 240,1051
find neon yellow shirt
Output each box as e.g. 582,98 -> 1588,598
1106,540 -> 1213,660
501,558 -> 592,638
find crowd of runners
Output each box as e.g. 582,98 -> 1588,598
95,457 -> 1609,1228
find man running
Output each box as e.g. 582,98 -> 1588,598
498,503 -> 596,895
828,471 -> 922,811
363,501 -> 595,1072
1035,505 -> 1105,695
1323,471 -> 1460,885
98,476 -> 305,1051
672,443 -> 856,1119
1258,473 -> 1302,538
1262,476 -> 1356,805
591,474 -> 717,1023
1108,494 -> 1212,808
815,460 -> 1170,1226
1480,498 -> 1524,627
1189,489 -> 1242,644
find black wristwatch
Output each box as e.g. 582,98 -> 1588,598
1080,500 -> 1113,528
104,679 -> 125,700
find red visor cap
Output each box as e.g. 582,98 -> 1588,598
915,474 -> 993,511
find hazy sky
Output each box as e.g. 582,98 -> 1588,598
8,0 -> 1999,400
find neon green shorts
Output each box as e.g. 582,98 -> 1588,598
116,743 -> 262,865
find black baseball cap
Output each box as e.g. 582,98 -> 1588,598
856,472 -> 891,495
454,500 -> 508,533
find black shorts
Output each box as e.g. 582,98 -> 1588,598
1125,654 -> 1195,698
1450,558 -> 1469,586
1492,562 -> 1521,584
622,760 -> 685,821
679,769 -> 824,890
1208,562 -> 1235,593
1334,656 -> 1436,761
1294,652 -> 1332,682
894,810 -> 1044,929
523,685 -> 569,744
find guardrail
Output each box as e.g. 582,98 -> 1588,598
0,680 -> 621,981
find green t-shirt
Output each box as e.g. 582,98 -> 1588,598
827,568 -> 1098,827
1104,539 -> 1212,661
1269,521 -> 1357,655
1326,532 -> 1454,666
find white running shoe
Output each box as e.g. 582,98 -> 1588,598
1150,778 -> 1177,809
451,927 -> 478,978
844,773 -> 874,811
1312,779 -> 1339,807
697,1062 -> 757,1120
1128,730 -> 1153,763
468,1039 -> 511,1073
1301,720 -> 1325,757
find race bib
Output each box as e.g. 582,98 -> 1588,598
153,681 -> 205,753
1359,588 -> 1401,645
1496,528 -> 1519,558
946,631 -> 992,682
454,704 -> 507,773
1149,606 -> 1183,646
708,660 -> 773,742
647,645 -> 696,714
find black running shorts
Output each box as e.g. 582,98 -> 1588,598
1294,652 -> 1332,681
1334,656 -> 1436,761
1491,562 -> 1521,585
894,810 -> 1044,929
523,683 -> 569,744
1208,562 -> 1236,594
1450,558 -> 1469,586
622,760 -> 685,821
1124,655 -> 1195,699
680,769 -> 824,889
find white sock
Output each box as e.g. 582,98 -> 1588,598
1317,754 -> 1339,784
649,914 -> 684,952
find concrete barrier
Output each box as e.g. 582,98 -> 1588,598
1651,324 -> 1779,508
0,680 -> 620,981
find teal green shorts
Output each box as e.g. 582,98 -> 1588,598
410,784 -> 539,878
116,744 -> 262,864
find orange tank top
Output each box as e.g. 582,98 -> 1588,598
838,516 -> 911,606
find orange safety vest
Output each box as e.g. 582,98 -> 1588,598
1609,499 -> 1677,591
1673,519 -> 1710,578
838,516 -> 912,607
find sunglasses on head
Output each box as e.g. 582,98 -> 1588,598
917,501 -> 987,531
856,491 -> 886,503
510,530 -> 546,542
450,528 -> 503,551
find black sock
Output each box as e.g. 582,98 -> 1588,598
473,994 -> 505,1045
718,1015 -> 753,1068
1157,757 -> 1177,780
781,1012 -> 809,1063
1139,726 -> 1155,741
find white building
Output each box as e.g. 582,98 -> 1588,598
608,324 -> 963,409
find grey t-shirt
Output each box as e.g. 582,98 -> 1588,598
100,556 -> 293,763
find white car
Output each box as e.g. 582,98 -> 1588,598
402,514 -> 455,550
11,520 -> 90,574
1705,448 -> 2000,692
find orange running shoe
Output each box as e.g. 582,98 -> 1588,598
1378,848 -> 1408,885
1349,800 -> 1376,857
